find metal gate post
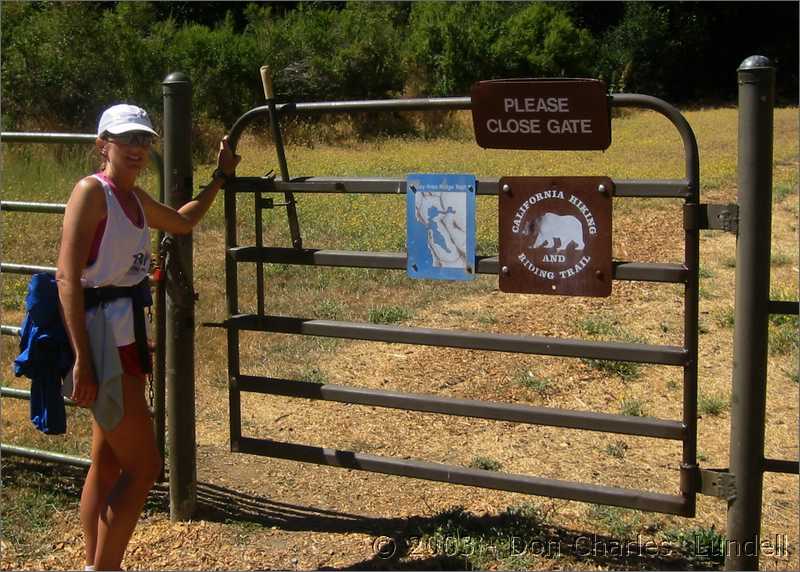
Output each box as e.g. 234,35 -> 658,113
162,72 -> 197,520
725,56 -> 775,571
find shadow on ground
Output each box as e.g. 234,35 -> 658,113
3,459 -> 720,570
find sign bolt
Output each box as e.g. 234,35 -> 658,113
595,270 -> 604,279
501,266 -> 510,276
409,185 -> 416,193
502,184 -> 511,194
597,184 -> 607,194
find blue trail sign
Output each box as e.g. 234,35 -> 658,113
406,173 -> 476,281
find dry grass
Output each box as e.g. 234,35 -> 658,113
1,107 -> 797,570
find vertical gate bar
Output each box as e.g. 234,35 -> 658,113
152,151 -> 167,481
725,56 -> 775,572
224,159 -> 242,451
255,192 -> 265,315
679,105 -> 701,519
163,72 -> 197,521
260,66 -> 302,249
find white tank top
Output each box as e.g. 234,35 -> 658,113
81,174 -> 151,346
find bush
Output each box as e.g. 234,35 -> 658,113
1,2 -> 154,130
404,2 -> 594,97
247,3 -> 405,103
404,2 -> 518,97
593,2 -> 672,94
3,2 -> 796,133
153,15 -> 262,128
491,3 -> 596,78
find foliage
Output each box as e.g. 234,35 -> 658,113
153,16 -> 262,127
247,3 -> 405,103
513,369 -> 553,397
663,526 -> 727,566
605,440 -> 629,459
698,393 -> 729,417
368,305 -> 411,324
586,504 -> 643,539
404,2 -> 594,97
2,2 -> 797,132
403,1 -> 519,96
469,456 -> 502,471
620,398 -> 646,417
1,2 -> 155,129
404,504 -> 546,569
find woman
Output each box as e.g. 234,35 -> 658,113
56,103 -> 240,571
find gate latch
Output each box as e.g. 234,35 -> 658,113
684,203 -> 739,233
699,468 -> 736,499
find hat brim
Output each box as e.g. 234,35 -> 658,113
103,123 -> 159,137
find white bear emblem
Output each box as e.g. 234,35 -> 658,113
525,213 -> 585,251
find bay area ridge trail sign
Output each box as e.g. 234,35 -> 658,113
471,78 -> 611,150
406,172 -> 477,281
499,176 -> 613,297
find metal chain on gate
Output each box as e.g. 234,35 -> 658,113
145,235 -> 196,413
146,307 -> 155,411
158,235 -> 197,310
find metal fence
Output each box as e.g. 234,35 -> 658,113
0,132 -> 167,475
218,91 -> 708,517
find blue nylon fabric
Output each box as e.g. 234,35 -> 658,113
13,273 -> 73,435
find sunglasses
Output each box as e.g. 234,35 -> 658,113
105,132 -> 154,146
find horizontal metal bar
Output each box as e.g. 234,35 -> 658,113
238,376 -> 685,439
1,131 -> 96,144
768,300 -> 799,315
613,262 -> 688,283
223,314 -> 688,365
763,458 -> 799,474
1,201 -> 66,214
1,443 -> 90,468
1,325 -> 21,336
1,263 -> 56,275
236,436 -> 688,515
613,180 -> 691,198
227,176 -> 689,199
230,247 -> 688,284
284,97 -> 473,114
230,98 -> 473,142
2,386 -> 76,407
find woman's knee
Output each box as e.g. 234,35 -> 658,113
91,446 -> 121,488
130,450 -> 162,489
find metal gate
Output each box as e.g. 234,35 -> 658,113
217,89 -> 720,518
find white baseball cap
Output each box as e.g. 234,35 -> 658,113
97,104 -> 159,137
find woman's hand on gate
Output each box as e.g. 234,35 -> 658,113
216,136 -> 241,178
70,358 -> 97,407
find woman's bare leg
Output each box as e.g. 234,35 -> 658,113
80,423 -> 121,567
93,374 -> 161,570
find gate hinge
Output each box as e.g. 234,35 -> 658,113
694,466 -> 736,499
681,464 -> 736,499
684,203 -> 739,233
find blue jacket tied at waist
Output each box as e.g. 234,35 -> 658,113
13,273 -> 73,435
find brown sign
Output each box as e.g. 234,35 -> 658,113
471,79 -> 611,150
499,177 -> 613,297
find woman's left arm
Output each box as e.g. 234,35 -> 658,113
138,136 -> 240,234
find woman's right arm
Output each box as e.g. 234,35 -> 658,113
56,177 -> 106,407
